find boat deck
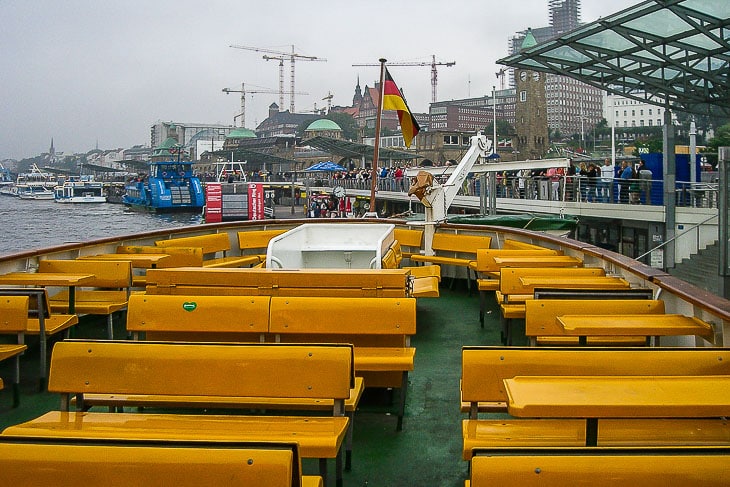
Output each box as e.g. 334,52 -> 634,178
0,281 -> 496,486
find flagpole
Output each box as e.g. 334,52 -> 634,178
367,58 -> 387,217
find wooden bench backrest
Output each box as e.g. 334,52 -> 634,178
460,346 -> 729,404
237,229 -> 287,252
476,249 -> 563,272
432,233 -> 491,254
270,296 -> 416,335
0,296 -> 29,333
0,438 -> 305,486
470,447 -> 730,486
155,233 -> 231,255
126,294 -> 271,335
501,239 -> 553,250
38,260 -> 132,289
270,296 -> 416,347
49,340 -> 353,401
116,245 -> 204,267
499,267 -> 606,295
145,268 -> 409,297
393,228 -> 423,249
525,299 -> 665,337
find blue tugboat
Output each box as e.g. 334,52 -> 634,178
123,138 -> 205,212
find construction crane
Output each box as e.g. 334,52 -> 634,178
262,55 -> 286,108
229,44 -> 326,112
222,83 -> 307,128
322,92 -> 333,113
352,55 -> 455,103
496,68 -> 507,90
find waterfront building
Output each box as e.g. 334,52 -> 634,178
605,93 -> 674,129
507,0 -> 604,138
255,103 -> 315,139
150,121 -> 232,158
428,89 -> 516,134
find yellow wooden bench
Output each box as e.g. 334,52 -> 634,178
525,298 -> 666,346
116,245 -> 204,287
21,340 -> 352,486
237,228 -> 288,265
409,232 -> 491,290
155,232 -> 261,268
468,446 -> 730,486
270,296 -> 416,431
470,249 -> 564,326
393,227 -> 424,260
460,346 -> 730,462
556,314 -> 716,345
501,238 -> 556,250
126,293 -> 271,342
38,259 -> 131,339
145,267 -> 411,297
382,241 -> 440,298
125,293 -> 363,473
0,288 -> 77,391
0,296 -> 29,407
496,267 -> 612,343
0,437 -> 323,487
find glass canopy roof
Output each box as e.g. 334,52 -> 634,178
498,0 -> 730,116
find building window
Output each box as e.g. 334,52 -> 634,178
519,90 -> 527,102
443,135 -> 459,145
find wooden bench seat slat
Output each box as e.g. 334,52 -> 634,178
469,448 -> 730,486
4,411 -> 349,459
0,438 -> 318,486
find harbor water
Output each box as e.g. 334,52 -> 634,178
0,197 -> 203,257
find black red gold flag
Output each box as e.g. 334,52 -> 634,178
382,68 -> 420,148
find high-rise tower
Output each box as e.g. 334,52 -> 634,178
549,0 -> 581,35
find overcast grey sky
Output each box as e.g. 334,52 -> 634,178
1,0 -> 640,160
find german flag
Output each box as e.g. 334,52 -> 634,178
382,68 -> 420,148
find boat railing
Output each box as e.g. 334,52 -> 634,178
636,212 -> 719,264
304,174 -> 719,210
0,220 -> 727,342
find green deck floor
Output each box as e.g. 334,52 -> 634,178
0,282 -> 512,486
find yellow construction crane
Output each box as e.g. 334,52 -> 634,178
222,83 -> 308,128
229,44 -> 326,112
352,55 -> 455,103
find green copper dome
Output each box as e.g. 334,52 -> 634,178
306,119 -> 341,131
226,128 -> 257,139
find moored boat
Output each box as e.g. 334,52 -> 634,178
13,164 -> 56,200
53,175 -> 106,204
122,159 -> 204,212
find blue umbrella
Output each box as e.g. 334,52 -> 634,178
305,161 -> 346,172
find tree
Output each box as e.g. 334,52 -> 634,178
708,123 -> 730,151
